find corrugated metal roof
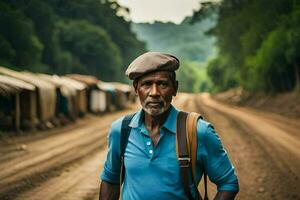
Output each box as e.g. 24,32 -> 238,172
0,74 -> 36,96
60,76 -> 87,91
0,67 -> 57,121
110,82 -> 132,93
97,81 -> 115,92
0,74 -> 35,91
38,74 -> 62,87
38,74 -> 77,97
0,82 -> 18,96
22,72 -> 56,90
0,67 -> 55,90
67,74 -> 99,86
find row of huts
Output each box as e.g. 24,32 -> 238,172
0,66 -> 136,131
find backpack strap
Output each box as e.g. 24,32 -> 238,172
187,112 -> 208,200
120,113 -> 135,185
176,111 -> 195,200
176,111 -> 208,200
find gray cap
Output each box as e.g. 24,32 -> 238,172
125,52 -> 180,80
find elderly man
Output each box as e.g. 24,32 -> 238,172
99,52 -> 239,200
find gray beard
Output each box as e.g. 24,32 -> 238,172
140,99 -> 170,116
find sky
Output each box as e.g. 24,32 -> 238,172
117,0 -> 204,24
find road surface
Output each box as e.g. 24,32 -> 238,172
0,93 -> 299,200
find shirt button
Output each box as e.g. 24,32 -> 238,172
146,141 -> 151,146
149,150 -> 153,154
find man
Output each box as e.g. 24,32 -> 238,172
99,52 -> 239,200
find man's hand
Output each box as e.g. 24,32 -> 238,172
214,191 -> 238,200
99,181 -> 120,200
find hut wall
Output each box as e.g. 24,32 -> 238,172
106,91 -> 116,111
115,91 -> 127,109
20,90 -> 38,129
90,90 -> 99,113
0,95 -> 14,130
37,87 -> 56,122
77,90 -> 87,116
99,91 -> 106,112
14,92 -> 20,130
90,90 -> 106,113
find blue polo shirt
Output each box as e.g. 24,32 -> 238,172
100,105 -> 239,199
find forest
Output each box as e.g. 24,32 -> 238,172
193,0 -> 300,93
0,0 -> 145,82
1,0 -> 299,94
132,17 -> 217,92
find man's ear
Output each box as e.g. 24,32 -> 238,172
173,80 -> 178,96
133,81 -> 138,94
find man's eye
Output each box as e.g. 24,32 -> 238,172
142,81 -> 151,87
159,82 -> 168,88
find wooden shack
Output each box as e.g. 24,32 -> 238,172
110,82 -> 135,109
60,77 -> 87,117
38,74 -> 78,122
97,81 -> 117,112
0,74 -> 37,130
67,74 -> 106,113
0,67 -> 56,127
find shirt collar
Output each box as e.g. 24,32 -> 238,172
128,105 -> 179,134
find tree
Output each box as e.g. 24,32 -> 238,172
47,0 -> 145,73
0,0 -> 145,81
22,0 -> 60,72
192,0 -> 298,93
0,2 -> 43,69
58,20 -> 122,81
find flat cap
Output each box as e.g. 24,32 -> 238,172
125,52 -> 180,80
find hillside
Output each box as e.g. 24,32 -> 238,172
131,17 -> 216,63
214,89 -> 300,119
131,17 -> 217,92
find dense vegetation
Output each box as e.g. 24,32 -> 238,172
2,0 -> 297,94
193,0 -> 300,93
0,0 -> 145,81
132,17 -> 217,92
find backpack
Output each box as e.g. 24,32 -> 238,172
119,111 -> 208,200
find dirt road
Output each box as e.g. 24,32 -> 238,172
0,93 -> 299,199
176,93 -> 300,200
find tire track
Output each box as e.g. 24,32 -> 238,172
0,109 -> 135,199
193,93 -> 299,200
15,148 -> 107,200
199,93 -> 300,175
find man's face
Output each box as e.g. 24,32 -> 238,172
135,71 -> 178,116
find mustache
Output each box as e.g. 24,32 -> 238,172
144,98 -> 165,105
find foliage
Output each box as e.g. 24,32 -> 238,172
58,20 -> 122,80
193,0 -> 300,93
132,17 -> 216,62
177,61 -> 213,93
0,0 -> 145,81
47,0 -> 145,72
132,17 -> 217,92
0,2 -> 43,68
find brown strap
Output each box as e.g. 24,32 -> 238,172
188,112 -> 209,200
120,156 -> 124,199
177,111 -> 209,200
176,111 -> 195,200
187,112 -> 202,199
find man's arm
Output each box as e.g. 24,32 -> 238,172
214,191 -> 238,200
99,118 -> 124,200
198,122 -> 239,199
99,181 -> 120,200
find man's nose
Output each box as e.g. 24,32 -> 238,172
149,84 -> 159,96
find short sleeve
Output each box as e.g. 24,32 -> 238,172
197,120 -> 239,192
100,117 -> 124,184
